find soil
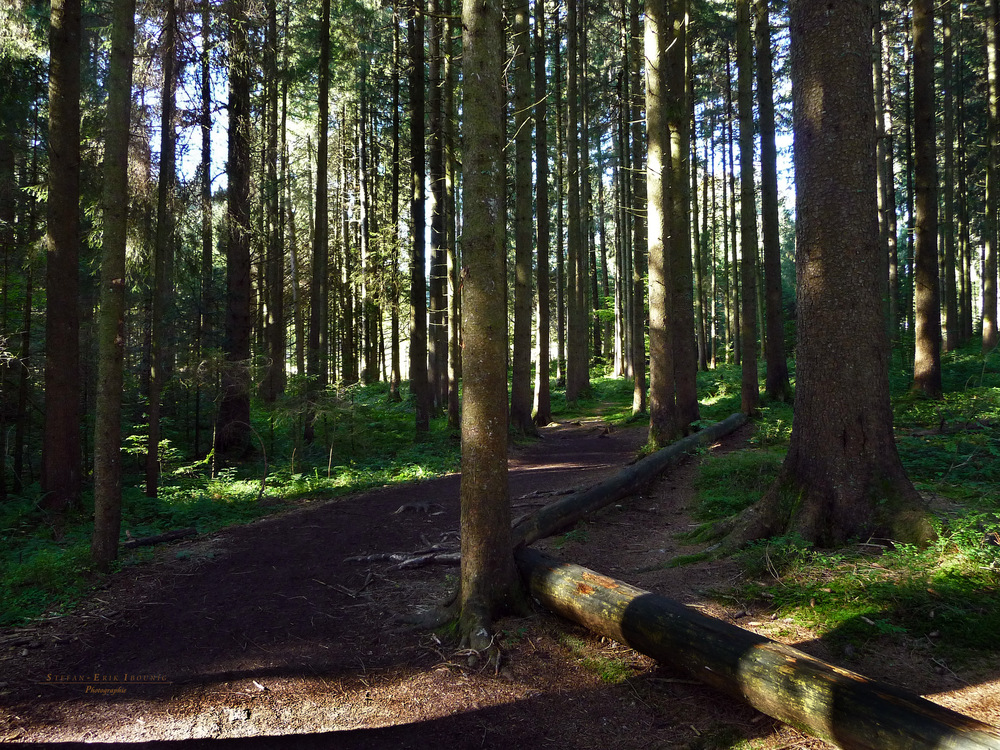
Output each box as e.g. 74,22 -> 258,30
1,415 -> 998,748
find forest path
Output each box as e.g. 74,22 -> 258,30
1,415 -> 996,748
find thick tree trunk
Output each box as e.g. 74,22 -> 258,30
459,0 -> 523,651
42,0 -> 83,531
92,0 -> 136,573
516,549 -> 1000,750
724,0 -> 932,548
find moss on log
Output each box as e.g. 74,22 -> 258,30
511,412 -> 748,548
515,548 -> 1000,750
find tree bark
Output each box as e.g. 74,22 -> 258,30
217,0 -> 253,456
756,0 -> 790,403
646,0 -> 676,447
459,0 -> 523,650
147,0 -> 177,495
510,0 -> 536,435
736,0 -> 759,415
516,549 -> 1000,750
42,0 -> 83,531
533,0 -> 552,427
93,0 -> 136,573
630,0 -> 647,416
410,0 -> 431,433
984,0 -> 999,354
911,0 -> 942,399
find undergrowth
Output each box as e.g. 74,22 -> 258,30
692,339 -> 1000,664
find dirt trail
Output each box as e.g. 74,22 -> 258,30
1,416 -> 997,749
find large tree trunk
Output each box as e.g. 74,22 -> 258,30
723,0 -> 932,548
510,0 -> 535,435
756,0 -> 790,403
42,0 -> 83,532
459,0 -> 523,651
516,550 -> 1000,750
910,0 -> 942,399
92,0 -> 136,573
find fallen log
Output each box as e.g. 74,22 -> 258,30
515,547 -> 1000,750
122,527 -> 197,549
511,412 -> 747,548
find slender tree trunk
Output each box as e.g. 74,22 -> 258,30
428,0 -> 448,409
147,0 -> 178,496
736,0 -> 759,414
984,0 -> 999,353
533,0 -> 552,427
217,0 -> 253,455
669,0 -> 699,431
306,0 -> 332,439
459,0 -> 523,649
941,1 -> 957,353
554,5 -> 566,387
263,0 -> 285,400
389,11 -> 403,402
445,0 -> 461,429
646,0 -> 676,447
565,0 -> 589,402
630,0 -> 647,415
877,11 -> 900,344
196,0 -> 214,457
410,0 -> 431,432
911,0 -> 942,398
42,0 -> 83,530
726,46 -> 741,365
756,0 -> 790,402
510,0 -> 536,434
92,0 -> 136,572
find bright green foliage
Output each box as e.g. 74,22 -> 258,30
694,449 -> 783,520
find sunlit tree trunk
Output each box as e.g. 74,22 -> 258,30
533,0 -> 552,427
93,0 -> 136,572
428,0 -> 448,409
911,0 -> 942,398
389,11 -> 403,403
630,0 -> 647,415
459,0 -> 522,649
941,1 -> 958,353
647,0 -> 676,447
984,0 -> 999,354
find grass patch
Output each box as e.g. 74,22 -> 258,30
693,449 -> 784,521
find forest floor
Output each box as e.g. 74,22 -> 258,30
1,414 -> 999,749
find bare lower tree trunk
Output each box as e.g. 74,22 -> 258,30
736,0 -> 759,415
93,0 -> 136,572
533,0 -> 552,427
911,0 -> 942,399
42,0 -> 83,532
459,0 -> 523,651
510,0 -> 536,434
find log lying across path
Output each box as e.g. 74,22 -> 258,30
515,548 -> 1000,750
511,412 -> 748,548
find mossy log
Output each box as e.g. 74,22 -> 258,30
515,548 -> 1000,750
511,412 -> 748,548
